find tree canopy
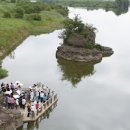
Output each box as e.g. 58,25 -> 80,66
60,16 -> 97,48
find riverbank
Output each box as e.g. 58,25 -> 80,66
0,11 -> 65,59
0,2 -> 68,79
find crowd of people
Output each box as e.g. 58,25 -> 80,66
0,82 -> 53,117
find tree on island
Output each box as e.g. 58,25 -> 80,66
59,15 -> 102,50
57,16 -> 113,63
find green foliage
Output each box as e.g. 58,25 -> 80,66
60,15 -> 96,47
60,15 -> 84,41
26,13 -> 42,21
14,7 -> 24,18
11,0 -> 16,3
95,44 -> 102,50
16,2 -> 45,14
3,11 -> 11,18
0,68 -> 8,79
115,0 -> 129,8
48,0 -> 129,15
54,5 -> 68,16
85,43 -> 95,49
16,0 -> 30,3
0,1 -> 66,60
85,43 -> 103,50
114,0 -> 129,15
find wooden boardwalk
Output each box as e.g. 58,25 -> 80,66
20,94 -> 58,122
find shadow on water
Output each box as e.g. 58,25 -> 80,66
57,58 -> 101,87
112,5 -> 129,15
17,102 -> 57,130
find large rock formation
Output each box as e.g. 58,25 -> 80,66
56,45 -> 113,62
57,16 -> 113,62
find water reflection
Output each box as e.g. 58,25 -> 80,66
113,5 -> 129,15
87,1 -> 129,16
57,58 -> 99,86
17,102 -> 57,130
8,52 -> 15,59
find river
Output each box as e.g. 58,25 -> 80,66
1,7 -> 130,130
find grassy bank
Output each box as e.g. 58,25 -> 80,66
0,10 -> 65,58
0,1 -> 68,79
0,7 -> 66,58
49,0 -> 115,7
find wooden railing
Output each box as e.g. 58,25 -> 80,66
30,94 -> 58,119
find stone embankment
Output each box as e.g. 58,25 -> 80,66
56,45 -> 113,62
0,106 -> 23,130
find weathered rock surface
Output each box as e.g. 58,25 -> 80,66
0,106 -> 23,130
56,45 -> 113,62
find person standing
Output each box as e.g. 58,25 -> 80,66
19,95 -> 22,108
36,91 -> 39,102
40,91 -> 44,103
7,95 -> 11,109
22,97 -> 26,109
27,103 -> 31,117
31,104 -> 35,118
10,96 -> 15,109
36,101 -> 39,115
10,83 -> 14,91
15,98 -> 19,109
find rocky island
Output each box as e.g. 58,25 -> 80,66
56,16 -> 113,62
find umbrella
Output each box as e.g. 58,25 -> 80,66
29,86 -> 32,89
16,90 -> 21,95
19,83 -> 23,87
4,91 -> 12,95
15,81 -> 21,84
13,95 -> 19,99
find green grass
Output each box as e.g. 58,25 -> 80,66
0,6 -> 66,59
0,2 -> 66,79
0,68 -> 8,79
29,10 -> 65,34
0,18 -> 31,52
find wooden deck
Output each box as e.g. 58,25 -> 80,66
20,94 -> 58,122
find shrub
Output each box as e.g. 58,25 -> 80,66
60,16 -> 96,48
16,2 -> 45,14
3,11 -> 11,18
0,68 -> 8,79
11,0 -> 16,3
55,5 -> 68,16
85,43 -> 95,49
14,7 -> 24,18
95,44 -> 102,50
26,13 -> 41,21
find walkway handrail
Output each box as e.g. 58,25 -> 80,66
30,94 -> 57,120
